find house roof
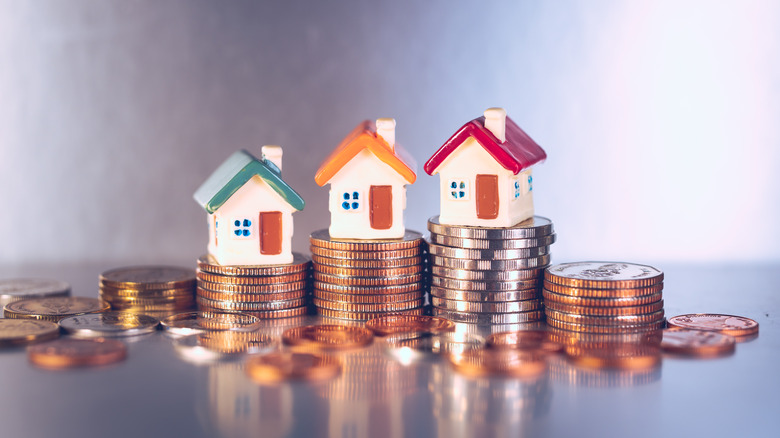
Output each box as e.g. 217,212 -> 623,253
193,150 -> 305,214
314,120 -> 417,186
424,115 -> 546,175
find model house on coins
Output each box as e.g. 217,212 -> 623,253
193,146 -> 304,266
424,108 -> 546,227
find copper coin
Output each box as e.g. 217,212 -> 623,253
313,272 -> 423,287
197,288 -> 306,303
666,313 -> 759,337
282,324 -> 374,350
365,314 -> 455,337
310,246 -> 422,260
428,243 -> 550,260
565,343 -> 661,370
312,254 -> 424,268
545,300 -> 665,316
546,317 -> 665,334
195,270 -> 307,285
99,266 -> 196,290
313,298 -> 424,313
427,215 -> 555,239
4,297 -> 110,322
661,328 -> 736,357
196,296 -> 306,311
545,309 -> 665,327
28,338 -> 127,368
313,281 -> 423,295
309,229 -> 424,251
246,351 -> 342,383
486,330 -> 564,354
542,289 -> 663,307
196,253 -> 311,276
316,307 -> 424,322
313,290 -> 422,304
545,262 -> 663,289
196,306 -> 309,320
543,281 -> 663,298
448,348 -> 548,378
0,319 -> 60,347
313,264 -> 424,278
196,280 -> 308,294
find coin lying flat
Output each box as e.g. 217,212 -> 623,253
196,253 -> 311,276
486,330 -> 564,354
428,243 -> 550,260
430,255 -> 550,271
313,290 -> 422,304
545,262 -> 664,289
196,270 -> 307,285
448,347 -> 548,378
666,314 -> 758,337
365,314 -> 456,337
542,289 -> 663,307
661,328 -> 736,358
282,325 -> 374,350
0,278 -> 71,308
59,312 -> 159,337
0,319 -> 60,347
427,215 -> 554,239
160,311 -> 260,336
309,229 -> 424,251
246,351 -> 342,383
431,265 -> 541,282
430,287 -> 539,302
316,307 -> 424,322
100,266 -> 196,290
4,297 -> 110,322
312,254 -> 424,268
28,338 -> 127,369
174,331 -> 276,363
431,276 -> 539,292
429,233 -> 556,250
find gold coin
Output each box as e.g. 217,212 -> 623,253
309,229 -> 424,251
197,279 -> 308,294
246,351 -> 342,383
316,307 -> 424,322
28,338 -> 127,369
666,313 -> 759,337
282,324 -> 374,350
312,298 -> 424,313
313,290 -> 422,304
543,281 -> 663,298
195,269 -> 307,285
99,293 -> 194,306
98,286 -> 194,298
196,296 -> 306,311
486,330 -> 564,354
196,253 -> 311,276
545,300 -> 665,316
310,245 -> 423,260
312,254 -> 424,268
661,328 -> 736,357
196,288 -> 306,303
545,262 -> 664,289
364,314 -> 455,337
0,319 -> 60,347
313,264 -> 424,278
196,305 -> 309,320
545,318 -> 665,334
4,297 -> 110,322
542,289 -> 663,307
431,276 -> 540,292
545,309 -> 665,327
313,281 -> 423,295
99,266 -> 196,290
313,272 -> 424,287
448,348 -> 548,378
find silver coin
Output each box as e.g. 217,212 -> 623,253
160,311 -> 260,337
427,215 -> 554,239
383,332 -> 484,364
431,297 -> 543,314
429,233 -> 556,249
431,265 -> 542,281
428,243 -> 550,260
430,255 -> 550,271
59,311 -> 159,337
431,275 -> 540,292
196,296 -> 306,311
309,229 -> 424,249
0,278 -> 70,308
545,262 -> 664,287
173,331 -> 277,363
432,308 -> 546,324
430,286 -> 540,302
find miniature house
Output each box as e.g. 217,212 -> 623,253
314,118 -> 416,239
193,146 -> 304,265
424,108 -> 546,227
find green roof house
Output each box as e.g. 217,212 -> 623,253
194,146 -> 304,266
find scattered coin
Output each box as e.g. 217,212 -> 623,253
0,278 -> 71,309
282,325 -> 374,350
245,351 -> 342,383
448,347 -> 548,378
661,328 -> 736,358
28,338 -> 127,369
365,314 -> 456,337
59,312 -> 159,337
160,311 -> 260,336
666,313 -> 758,337
4,297 -> 110,322
0,319 -> 60,347
486,330 -> 565,354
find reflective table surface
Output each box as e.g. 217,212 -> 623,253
0,263 -> 777,438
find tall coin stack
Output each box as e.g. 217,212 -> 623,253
99,266 -> 196,319
310,230 -> 427,321
427,216 -> 555,325
195,254 -> 311,319
543,262 -> 665,334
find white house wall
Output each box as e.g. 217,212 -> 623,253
209,175 -> 296,265
327,149 -> 407,239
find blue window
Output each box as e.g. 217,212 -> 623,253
528,175 -> 533,192
232,218 -> 252,238
448,179 -> 468,200
341,191 -> 360,211
514,180 -> 521,199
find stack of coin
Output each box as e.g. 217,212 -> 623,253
543,262 -> 665,333
427,216 -> 555,324
309,230 -> 427,321
195,253 -> 310,319
99,266 -> 196,319
0,278 -> 71,310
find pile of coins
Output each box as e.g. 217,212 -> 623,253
99,266 -> 196,319
427,216 -> 555,324
0,278 -> 71,310
543,262 -> 665,333
309,230 -> 427,321
195,254 -> 310,319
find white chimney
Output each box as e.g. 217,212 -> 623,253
375,118 -> 396,151
483,108 -> 507,143
261,145 -> 283,173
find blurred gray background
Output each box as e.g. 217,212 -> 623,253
1,0 -> 779,267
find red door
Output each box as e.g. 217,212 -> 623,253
476,175 -> 499,219
259,211 -> 283,255
369,186 -> 393,230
